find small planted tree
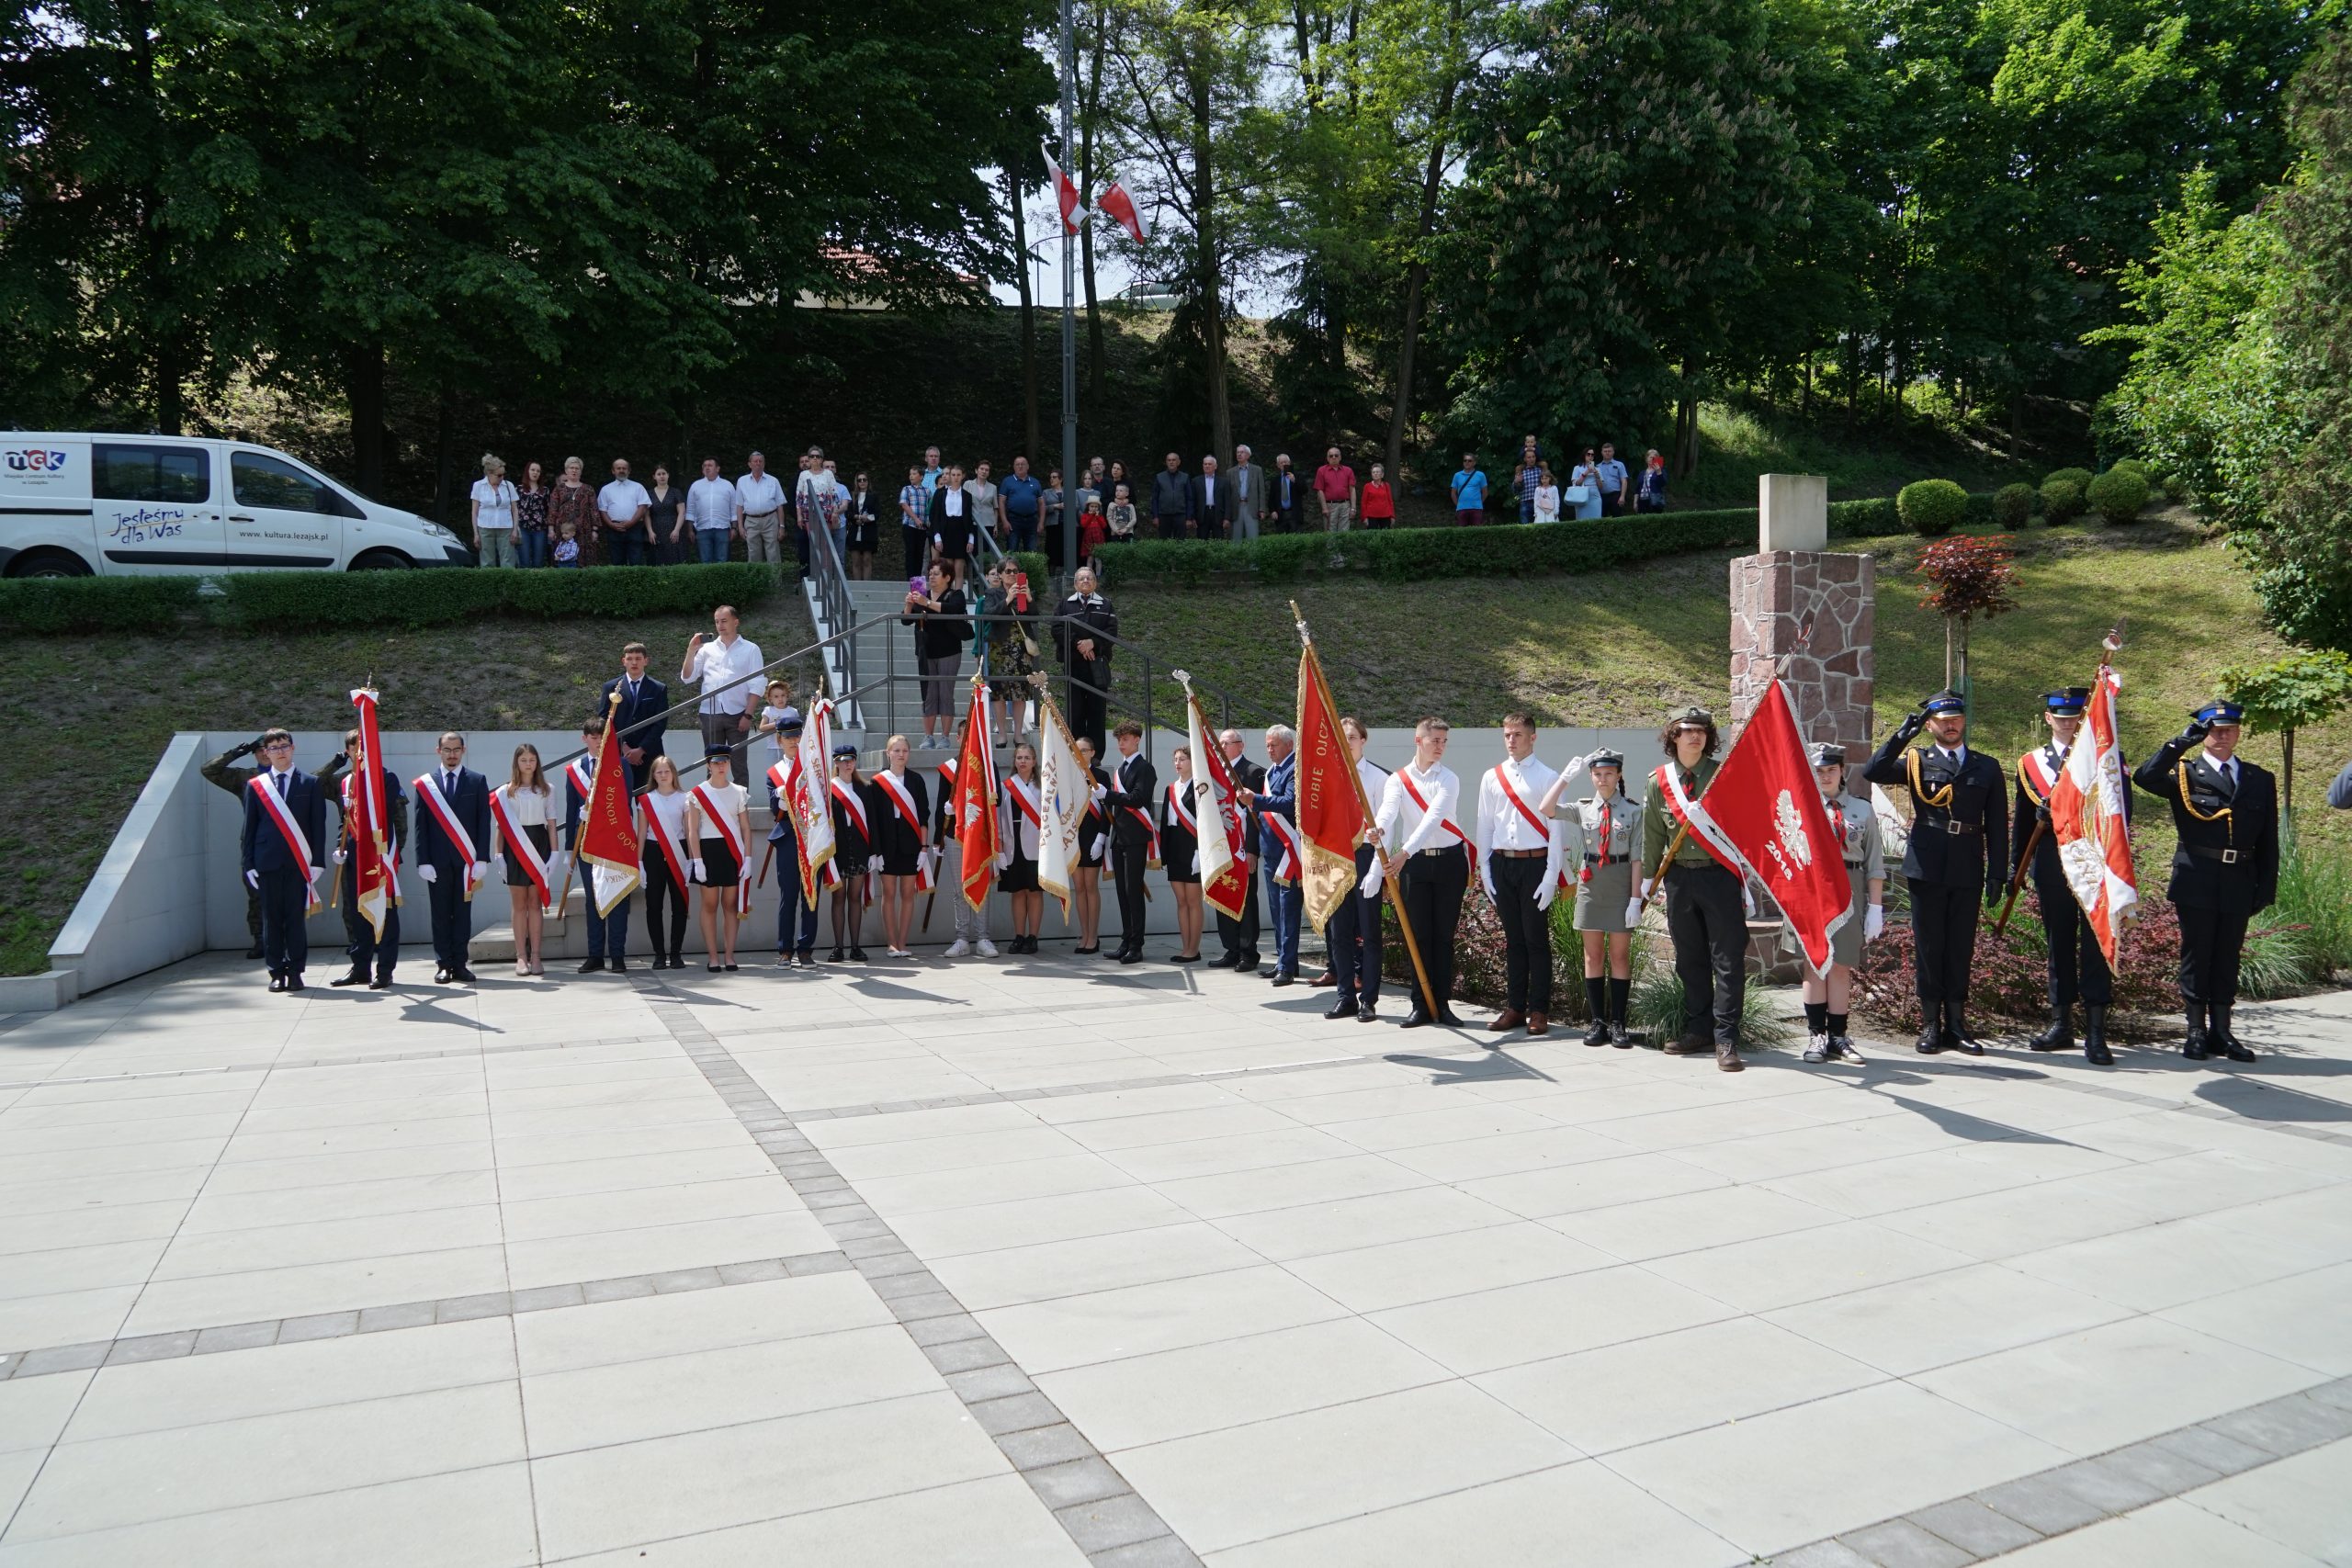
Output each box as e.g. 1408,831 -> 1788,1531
1917,534 -> 2021,692
2218,649 -> 2352,810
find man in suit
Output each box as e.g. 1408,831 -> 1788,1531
1188,455 -> 1233,543
1863,690 -> 2011,1055
602,641 -> 669,788
239,728 -> 327,992
1053,567 -> 1117,755
1250,724 -> 1305,985
414,730 -> 491,985
2011,687 -> 2127,1064
2134,700 -> 2278,1062
1270,455 -> 1303,534
1229,445 -> 1266,543
1216,728 -> 1266,971
202,734 -> 270,957
1102,720 -> 1159,963
319,729 -> 411,990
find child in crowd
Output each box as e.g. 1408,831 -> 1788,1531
1078,499 -> 1110,570
553,519 -> 582,567
1106,483 -> 1137,541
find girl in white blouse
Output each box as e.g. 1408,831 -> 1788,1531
639,755 -> 693,968
997,741 -> 1046,953
491,744 -> 554,976
684,749 -> 752,971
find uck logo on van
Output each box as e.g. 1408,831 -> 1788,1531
6,449 -> 70,473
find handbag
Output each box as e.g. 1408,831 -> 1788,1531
1563,484 -> 1593,505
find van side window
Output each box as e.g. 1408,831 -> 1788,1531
94,444 -> 209,504
232,452 -> 353,515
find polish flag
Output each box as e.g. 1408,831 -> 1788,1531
1043,143 -> 1084,236
2050,664 -> 2140,964
1098,178 -> 1148,243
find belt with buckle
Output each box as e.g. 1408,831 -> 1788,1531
1416,844 -> 1462,858
1584,852 -> 1631,865
1926,817 -> 1982,835
2188,844 -> 2245,865
1495,849 -> 1547,859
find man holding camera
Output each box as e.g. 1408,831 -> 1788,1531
1863,690 -> 2010,1055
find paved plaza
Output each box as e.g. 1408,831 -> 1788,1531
3,953 -> 2351,1567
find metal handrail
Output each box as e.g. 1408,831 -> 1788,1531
803,483 -> 863,728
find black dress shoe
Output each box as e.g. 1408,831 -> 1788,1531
434,966 -> 451,984
1117,950 -> 1140,964
330,968 -> 368,987
286,976 -> 306,992
452,967 -> 478,984
1915,1027 -> 1943,1055
578,957 -> 605,974
1399,1010 -> 1431,1029
1239,953 -> 1261,972
828,947 -> 846,962
1270,973 -> 1295,988
368,976 -> 391,990
610,956 -> 628,972
1358,1003 -> 1377,1022
850,946 -> 868,962
1323,999 -> 1355,1021
268,976 -> 287,993
2223,1040 -> 2257,1063
1437,1010 -> 1465,1027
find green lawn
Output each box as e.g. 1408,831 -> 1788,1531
0,589 -> 815,976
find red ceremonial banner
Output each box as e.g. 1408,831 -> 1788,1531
1681,681 -> 1854,972
348,687 -> 395,935
955,681 -> 1000,912
2049,664 -> 2140,964
1293,647 -> 1368,933
578,704 -> 642,915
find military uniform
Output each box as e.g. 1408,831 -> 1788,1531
1640,709 -> 1746,1071
2132,701 -> 2278,1062
1862,690 -> 2010,1055
2012,688 -> 2124,1065
1564,758 -> 1641,1045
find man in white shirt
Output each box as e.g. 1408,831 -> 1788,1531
1478,713 -> 1566,1035
685,457 -> 739,564
679,604 -> 765,779
597,459 -> 652,567
1371,716 -> 1468,1029
794,446 -> 840,574
734,452 -> 787,567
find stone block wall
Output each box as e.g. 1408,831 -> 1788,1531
1728,548 -> 1876,762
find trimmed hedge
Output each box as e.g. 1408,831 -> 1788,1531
2086,468 -> 2151,525
0,574 -> 204,634
0,562 -> 793,637
1897,479 -> 1969,536
2041,477 -> 2087,525
1994,482 -> 2038,528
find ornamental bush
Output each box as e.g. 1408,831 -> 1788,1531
2086,467 -> 2152,524
1897,479 -> 1969,536
0,575 -> 202,634
2043,467 -> 2095,494
2041,476 -> 2087,525
1994,482 -> 2038,528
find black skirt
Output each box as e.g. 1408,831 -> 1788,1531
1080,818 -> 1107,869
699,835 -> 741,888
504,823 -> 551,887
1162,826 -> 1200,885
1001,848 -> 1039,893
881,844 -> 925,877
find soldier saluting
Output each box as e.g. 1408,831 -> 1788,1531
2010,688 -> 2125,1066
1863,690 -> 2009,1055
2132,700 -> 2277,1063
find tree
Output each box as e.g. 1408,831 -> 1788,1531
1915,533 -> 2020,692
2219,649 -> 2352,811
1438,0 -> 1810,467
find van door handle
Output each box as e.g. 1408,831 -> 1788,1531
229,513 -> 255,522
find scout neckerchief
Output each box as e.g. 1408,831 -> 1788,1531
489,784 -> 554,912
1491,761 -> 1563,890
1396,766 -> 1467,843
692,780 -> 752,914
1580,795 -> 1616,886
1165,779 -> 1200,875
413,768 -> 481,900
249,771 -> 322,911
639,789 -> 692,894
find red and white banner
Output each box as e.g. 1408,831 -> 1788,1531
489,786 -> 554,912
1182,683 -> 1250,920
1294,643 -> 1368,931
576,707 -> 643,916
1659,681 -> 1853,972
954,681 -> 1001,911
1099,177 -> 1148,243
413,771 -> 482,903
250,771 -> 322,912
346,687 -> 394,932
2050,665 -> 2140,964
1043,141 -> 1084,235
793,698 -> 839,906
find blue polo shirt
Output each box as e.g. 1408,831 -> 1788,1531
1452,468 -> 1488,510
999,473 -> 1043,519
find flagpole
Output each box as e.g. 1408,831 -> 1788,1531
1291,601 -> 1442,1021
1058,0 -> 1079,581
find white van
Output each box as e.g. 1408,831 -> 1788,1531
0,434 -> 476,577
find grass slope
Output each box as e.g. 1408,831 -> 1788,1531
0,590 -> 816,976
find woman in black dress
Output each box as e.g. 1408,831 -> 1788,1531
1072,736 -> 1108,954
1159,744 -> 1204,962
646,466 -> 688,565
827,744 -> 874,962
844,471 -> 881,580
997,740 -> 1045,952
871,733 -> 930,959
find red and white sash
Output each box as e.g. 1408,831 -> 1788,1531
1396,770 -> 1467,844
831,777 -> 871,845
874,771 -> 933,888
1005,775 -> 1043,856
1262,811 -> 1302,883
249,773 -> 322,910
489,786 -> 554,911
565,757 -> 594,807
935,757 -> 959,837
413,771 -> 482,900
692,782 -> 752,914
1165,782 -> 1199,874
1491,765 -> 1565,890
639,791 -> 692,893
2018,746 -> 2063,807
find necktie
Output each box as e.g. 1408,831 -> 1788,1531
275,772 -> 288,799
444,771 -> 455,798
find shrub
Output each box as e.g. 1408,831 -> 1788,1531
2042,467 -> 2095,493
2040,477 -> 2087,525
1827,497 -> 1902,536
1631,968 -> 1797,1049
2086,468 -> 2152,524
212,562 -> 791,631
1994,482 -> 2039,528
2271,818 -> 2352,979
1011,551 -> 1050,589
1897,479 -> 1970,536
2108,457 -> 2151,481
0,575 -> 202,634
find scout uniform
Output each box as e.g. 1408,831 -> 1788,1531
1563,751 -> 1641,1046
2132,700 -> 2278,1062
1788,743 -> 1880,1066
1640,708 -> 1746,1071
2012,688 -> 2123,1065
1861,689 -> 2009,1055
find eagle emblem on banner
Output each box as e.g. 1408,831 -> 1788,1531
1774,790 -> 1814,870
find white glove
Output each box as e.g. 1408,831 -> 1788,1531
308,865 -> 323,886
1361,870 -> 1382,898
1624,896 -> 1644,927
245,869 -> 259,890
469,860 -> 492,884
491,853 -> 505,875
1480,873 -> 1498,903
1564,753 -> 1590,777
690,858 -> 707,883
1536,881 -> 1556,913
1743,882 -> 1758,919
332,849 -> 348,865
996,850 -> 1012,870
548,851 -> 568,880
420,863 -> 438,885
1865,903 -> 1885,942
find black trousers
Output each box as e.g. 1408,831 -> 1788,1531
2177,902 -> 2251,1010
1399,847 -> 1467,1014
1216,862 -> 1261,963
1111,840 -> 1149,950
1327,843 -> 1382,1005
2032,865 -> 2112,1008
1909,875 -> 1983,1008
1664,862 -> 1744,1042
1066,669 -> 1108,757
1490,855 -> 1554,1012
1155,513 -> 1187,541
257,866 -> 311,978
426,867 -> 472,968
340,863 -> 399,978
644,852 -> 690,955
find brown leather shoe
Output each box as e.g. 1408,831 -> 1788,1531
1663,1032 -> 1707,1055
1716,1042 -> 1745,1073
1488,1010 -> 1525,1032
1525,1012 -> 1549,1036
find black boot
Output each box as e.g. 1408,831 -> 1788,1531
1915,1018 -> 1943,1055
2217,1004 -> 2256,1063
2183,1002 -> 2211,1060
2084,1005 -> 2113,1066
1609,977 -> 1632,1047
1946,999 -> 1984,1056
1584,979 -> 1610,1046
2028,1003 -> 2075,1053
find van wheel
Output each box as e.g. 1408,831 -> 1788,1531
348,549 -> 413,571
6,548 -> 94,579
